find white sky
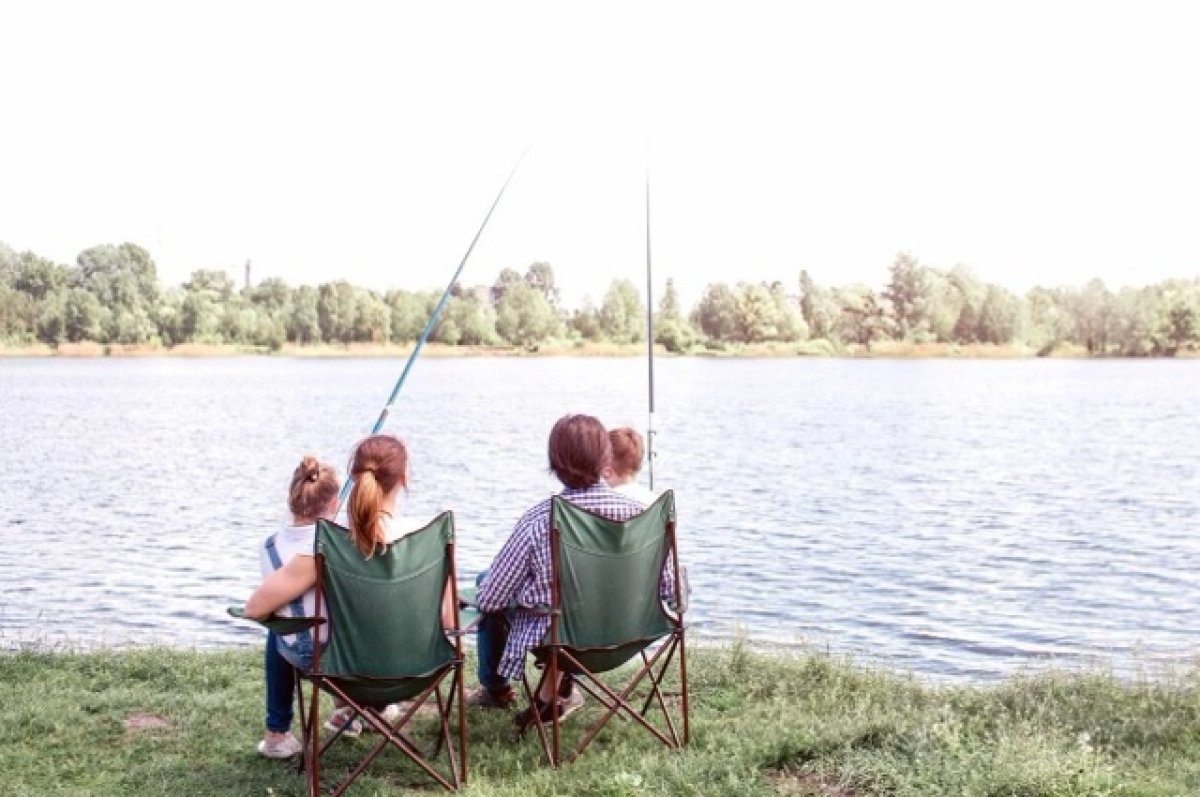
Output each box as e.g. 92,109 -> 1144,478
2,1 -> 1198,309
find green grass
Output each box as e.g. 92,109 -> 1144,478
2,644 -> 1198,796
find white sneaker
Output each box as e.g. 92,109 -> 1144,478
323,707 -> 363,739
257,732 -> 303,759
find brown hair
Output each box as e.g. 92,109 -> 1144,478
347,434 -> 409,557
547,414 -> 611,489
287,455 -> 339,522
608,427 -> 644,480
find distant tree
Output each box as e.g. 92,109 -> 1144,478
3,252 -> 70,301
73,243 -> 161,343
287,286 -> 321,344
654,279 -> 694,352
154,287 -> 187,346
834,284 -> 891,348
352,289 -> 391,343
317,281 -> 358,343
976,284 -> 1021,344
569,297 -> 604,341
883,252 -> 934,341
183,269 -> 236,300
445,295 -> 498,345
798,271 -> 838,341
248,277 -> 292,311
767,281 -> 807,342
692,283 -> 739,342
925,268 -> 965,342
599,279 -> 644,344
524,262 -> 561,309
734,282 -> 777,343
1165,301 -> 1198,351
0,283 -> 37,342
495,280 -> 558,347
386,289 -> 432,344
490,268 -> 523,306
1071,279 -> 1114,354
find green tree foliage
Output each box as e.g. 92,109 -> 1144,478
352,289 -> 391,343
524,262 -> 561,309
653,279 -> 695,352
883,253 -> 935,341
288,286 -> 321,344
768,282 -> 807,342
495,280 -> 558,347
3,252 -> 70,301
317,281 -> 358,344
1,240 -> 1197,356
693,283 -> 738,342
976,285 -> 1022,344
74,243 -> 161,344
490,268 -> 523,306
0,283 -> 37,343
569,297 -> 604,341
834,284 -> 891,347
599,279 -> 644,344
798,271 -> 838,341
447,295 -> 498,345
1071,279 -> 1114,354
386,289 -> 431,344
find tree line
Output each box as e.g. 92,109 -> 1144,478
1,241 -> 1197,355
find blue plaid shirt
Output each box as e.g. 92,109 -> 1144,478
477,483 -> 675,679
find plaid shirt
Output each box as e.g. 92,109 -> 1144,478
477,483 -> 676,680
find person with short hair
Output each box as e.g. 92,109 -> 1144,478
604,426 -> 657,505
468,414 -> 674,726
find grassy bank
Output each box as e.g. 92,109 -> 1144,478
2,646 -> 1198,796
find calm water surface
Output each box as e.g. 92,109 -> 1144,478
1,356 -> 1197,680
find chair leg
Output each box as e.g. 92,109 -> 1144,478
565,645 -> 677,763
293,667 -> 308,775
519,669 -> 554,765
308,677 -> 322,797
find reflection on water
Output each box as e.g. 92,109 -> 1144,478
1,356 -> 1198,679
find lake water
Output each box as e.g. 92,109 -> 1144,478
1,356 -> 1197,680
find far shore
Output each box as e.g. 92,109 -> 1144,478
3,340 -> 1197,360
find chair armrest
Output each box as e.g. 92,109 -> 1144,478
666,565 -> 691,614
227,605 -> 325,636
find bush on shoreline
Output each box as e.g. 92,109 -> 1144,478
2,644 -> 1197,796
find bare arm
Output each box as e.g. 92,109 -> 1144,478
244,555 -> 318,619
441,582 -> 456,629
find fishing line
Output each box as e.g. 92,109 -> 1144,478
645,167 -> 656,491
338,148 -> 528,505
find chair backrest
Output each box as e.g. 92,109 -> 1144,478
550,491 -> 677,662
315,513 -> 455,680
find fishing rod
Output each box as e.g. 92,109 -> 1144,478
645,168 -> 656,492
338,151 -> 527,504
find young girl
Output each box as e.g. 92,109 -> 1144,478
245,454 -> 340,758
245,435 -> 424,757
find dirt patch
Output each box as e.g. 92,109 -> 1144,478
770,768 -> 860,797
123,712 -> 173,733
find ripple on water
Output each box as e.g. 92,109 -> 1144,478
2,357 -> 1199,680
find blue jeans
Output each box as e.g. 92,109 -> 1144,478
474,571 -> 513,692
264,632 -> 313,733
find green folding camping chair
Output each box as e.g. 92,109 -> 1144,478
520,490 -> 689,766
232,512 -> 467,794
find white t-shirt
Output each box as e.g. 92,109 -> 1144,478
259,514 -> 430,644
612,481 -> 658,507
